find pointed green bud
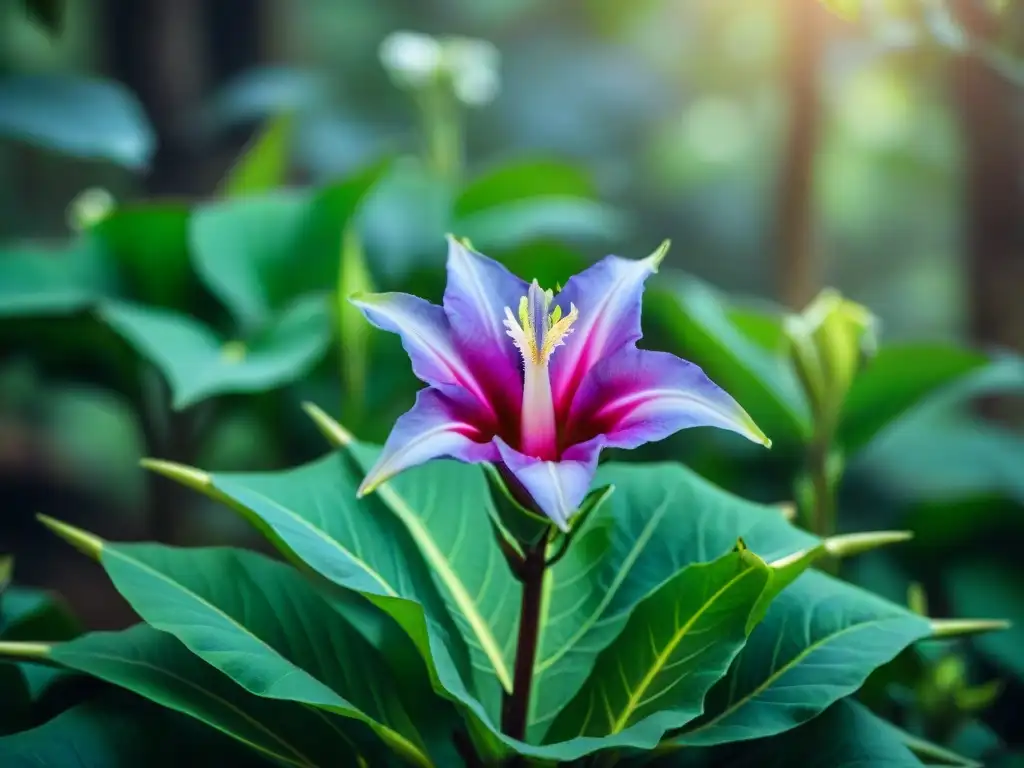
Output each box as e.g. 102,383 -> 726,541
303,402 -> 355,447
907,582 -> 928,616
37,515 -> 103,560
140,459 -> 211,492
784,288 -> 877,433
930,618 -> 1011,638
823,530 -> 913,558
0,641 -> 51,660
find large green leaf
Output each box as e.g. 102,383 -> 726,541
0,239 -> 114,318
47,624 -> 384,767
669,571 -> 932,747
838,344 -> 1004,454
454,159 -> 597,217
527,462 -> 818,742
0,75 -> 154,169
91,205 -> 194,309
711,699 -> 921,767
856,413 -> 1024,506
99,295 -> 332,409
62,535 -> 441,767
548,548 -> 771,741
150,424 -> 825,761
204,445 -> 520,718
0,693 -> 264,767
452,158 -> 625,252
646,273 -> 810,447
190,160 -> 389,329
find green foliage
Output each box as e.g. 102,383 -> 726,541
0,75 -> 154,169
1,61 -> 1017,766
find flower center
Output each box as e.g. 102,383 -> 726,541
504,280 -> 578,459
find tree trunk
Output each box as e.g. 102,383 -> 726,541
951,0 -> 1024,423
775,0 -> 826,310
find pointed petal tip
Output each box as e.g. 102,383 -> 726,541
647,239 -> 671,271
36,514 -> 103,560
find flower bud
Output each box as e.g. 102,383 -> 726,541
784,288 -> 877,435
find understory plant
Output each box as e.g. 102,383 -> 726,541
0,239 -> 1006,767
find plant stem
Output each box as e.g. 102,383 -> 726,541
416,79 -> 462,184
502,540 -> 547,742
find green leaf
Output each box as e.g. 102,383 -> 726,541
670,571 -> 932,746
839,345 -> 995,454
80,540 -> 439,766
857,413 -> 1024,507
152,429 -> 822,761
452,158 -> 624,250
48,625 -> 385,766
0,75 -> 154,169
456,198 -> 626,253
92,204 -> 194,309
527,462 -> 817,742
548,548 -> 771,741
717,699 -> 921,767
222,114 -> 295,197
99,295 -> 332,409
454,159 -> 597,218
646,274 -> 811,446
1,587 -> 79,642
191,159 -> 390,328
204,445 -> 521,716
0,692 -> 269,767
0,239 -> 114,318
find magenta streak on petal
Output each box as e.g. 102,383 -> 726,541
351,292 -> 496,417
550,255 -> 659,417
442,237 -> 527,422
357,387 -> 498,496
566,347 -> 768,451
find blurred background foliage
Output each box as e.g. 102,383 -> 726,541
2,0 -> 1024,764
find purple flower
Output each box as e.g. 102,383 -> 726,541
352,237 -> 770,530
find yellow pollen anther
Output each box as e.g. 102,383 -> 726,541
504,281 -> 578,367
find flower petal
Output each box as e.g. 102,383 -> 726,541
567,347 -> 770,450
494,437 -> 603,531
358,388 -> 498,496
550,245 -> 667,413
351,291 -> 491,409
442,236 -> 528,416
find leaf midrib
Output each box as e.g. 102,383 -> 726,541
611,565 -> 758,734
374,482 -> 514,692
55,648 -> 318,768
680,615 -> 920,741
535,489 -> 674,675
215,481 -> 398,598
104,548 -> 432,768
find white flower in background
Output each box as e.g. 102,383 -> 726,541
379,31 -> 443,88
443,36 -> 501,106
379,30 -> 501,107
67,187 -> 115,232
